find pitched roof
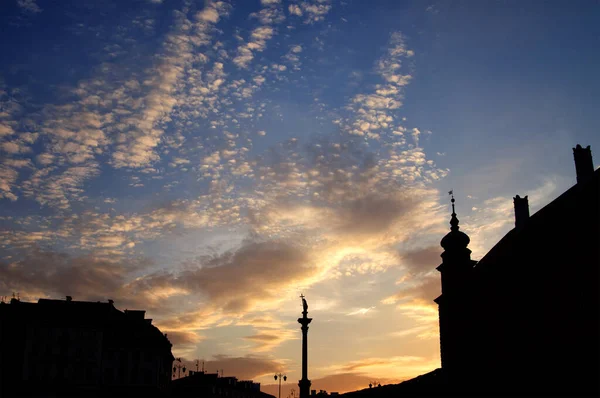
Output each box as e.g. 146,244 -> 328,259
474,167 -> 600,276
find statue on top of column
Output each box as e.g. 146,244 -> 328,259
300,294 -> 308,313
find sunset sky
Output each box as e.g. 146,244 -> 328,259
1,0 -> 599,394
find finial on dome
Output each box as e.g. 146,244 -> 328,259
449,190 -> 459,232
440,189 -> 470,250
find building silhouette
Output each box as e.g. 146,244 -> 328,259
171,371 -> 274,398
0,296 -> 174,397
342,145 -> 599,397
435,144 -> 599,395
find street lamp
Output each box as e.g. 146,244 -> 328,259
173,358 -> 186,379
274,373 -> 287,398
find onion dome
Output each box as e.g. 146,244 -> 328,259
441,192 -> 470,250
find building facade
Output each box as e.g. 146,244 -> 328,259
0,297 -> 174,397
435,145 -> 599,395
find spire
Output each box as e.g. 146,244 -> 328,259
449,190 -> 459,232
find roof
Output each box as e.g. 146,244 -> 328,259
474,167 -> 599,277
1,297 -> 173,355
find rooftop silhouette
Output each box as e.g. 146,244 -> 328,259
342,145 -> 599,396
170,371 -> 274,398
0,297 -> 173,397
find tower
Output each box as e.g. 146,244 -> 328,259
297,295 -> 312,398
434,192 -> 475,383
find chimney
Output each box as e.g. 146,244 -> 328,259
573,145 -> 594,184
513,195 -> 530,229
66,296 -> 72,302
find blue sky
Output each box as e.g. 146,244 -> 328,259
1,0 -> 599,393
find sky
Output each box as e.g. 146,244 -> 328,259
1,0 -> 600,394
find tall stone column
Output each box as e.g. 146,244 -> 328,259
298,296 -> 312,398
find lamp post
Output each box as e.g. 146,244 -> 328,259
274,373 -> 287,398
173,358 -> 186,379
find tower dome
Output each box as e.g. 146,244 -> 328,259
441,193 -> 470,250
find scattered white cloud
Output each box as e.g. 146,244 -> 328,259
288,4 -> 302,16
17,0 -> 42,13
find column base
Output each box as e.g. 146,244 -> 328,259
298,379 -> 311,398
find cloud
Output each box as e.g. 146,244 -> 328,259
315,355 -> 440,387
234,26 -> 276,68
17,0 -> 42,13
0,165 -> 19,201
0,2 -> 236,209
282,45 -> 303,70
288,4 -> 302,16
177,240 -> 317,313
111,13 -> 195,168
0,250 -> 134,301
401,246 -> 442,276
233,0 -> 286,68
342,32 -> 413,139
385,276 -> 440,306
251,5 -> 285,25
0,124 -> 13,136
243,332 -> 294,352
164,330 -> 204,347
21,164 -> 101,209
288,0 -> 333,24
346,307 -> 375,316
197,6 -> 221,23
